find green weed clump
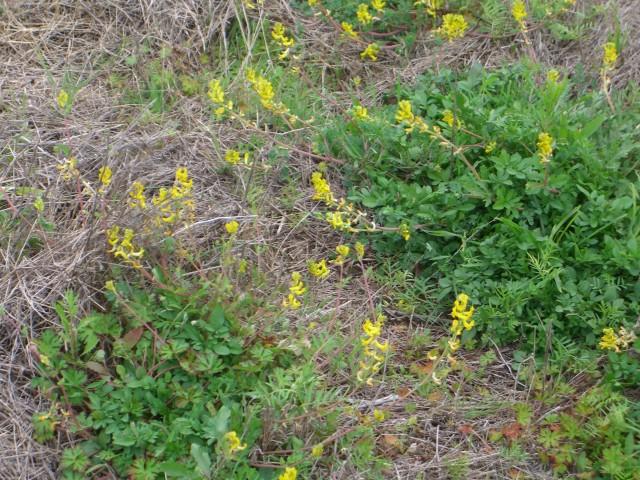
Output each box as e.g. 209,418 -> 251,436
32,275 -> 326,479
322,63 -> 640,360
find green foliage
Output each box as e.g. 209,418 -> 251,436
33,272 -> 334,478
322,63 -> 640,360
538,386 -> 640,478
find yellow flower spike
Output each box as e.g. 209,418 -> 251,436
225,220 -> 239,234
356,4 -> 373,25
223,431 -> 247,455
311,171 -> 335,204
448,338 -> 461,352
599,327 -> 619,352
278,467 -> 297,480
106,226 -> 120,250
57,90 -> 69,109
399,223 -> 411,241
373,409 -> 386,422
484,141 -> 497,154
341,21 -> 359,39
207,79 -> 225,105
336,244 -> 350,257
547,69 -> 560,83
351,105 -> 369,120
311,444 -> 324,458
602,42 -> 618,71
512,0 -> 527,29
309,259 -> 330,279
282,293 -> 302,310
129,181 -> 147,209
97,166 -> 112,192
395,100 -> 415,124
537,132 -> 554,164
360,43 -> 380,61
439,14 -> 468,41
355,241 -> 365,259
225,149 -> 241,165
451,293 -> 475,336
371,0 -> 385,12
175,167 -> 193,190
272,22 -> 295,48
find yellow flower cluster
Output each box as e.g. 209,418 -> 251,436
208,79 -> 233,117
97,166 -> 112,194
371,0 -> 385,12
225,220 -> 239,234
57,90 -> 69,109
395,100 -> 429,134
311,171 -> 336,205
222,431 -> 247,456
415,0 -> 443,17
334,244 -> 350,265
602,42 -> 618,71
129,181 -> 146,209
246,69 -> 289,115
357,4 -> 373,25
512,0 -> 527,30
351,104 -> 369,120
438,14 -> 468,42
357,313 -> 389,385
599,326 -> 636,352
547,69 -> 560,83
283,272 -> 306,309
355,241 -> 365,259
341,21 -> 359,39
278,467 -> 297,480
151,167 -> 195,229
271,22 -> 295,60
225,149 -> 249,165
309,259 -> 330,279
537,132 -> 554,164
399,223 -> 411,241
450,293 -> 475,337
56,157 -> 80,181
106,226 -> 144,267
360,43 -> 380,61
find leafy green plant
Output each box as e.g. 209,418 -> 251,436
321,63 -> 640,360
32,271 -> 333,479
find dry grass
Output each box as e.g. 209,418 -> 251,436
0,0 -> 636,477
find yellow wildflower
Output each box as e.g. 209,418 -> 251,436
225,220 -> 239,234
360,43 -> 380,61
39,354 -> 50,366
129,181 -> 147,209
309,259 -> 329,279
336,244 -> 350,257
352,105 -> 369,120
311,444 -> 324,458
451,293 -> 475,335
278,467 -> 297,480
547,69 -> 560,83
603,42 -> 618,71
105,280 -> 117,294
225,149 -> 241,165
358,314 -> 388,384
415,0 -> 443,17
272,22 -> 295,47
373,409 -> 386,421
107,226 -> 144,266
341,21 -> 359,39
311,171 -> 335,205
57,90 -> 69,109
289,272 -> 306,296
56,157 -> 80,181
355,241 -> 365,259
371,0 -> 385,12
484,141 -> 497,154
223,431 -> 247,455
448,338 -> 460,352
326,211 -> 348,230
282,293 -> 302,310
439,14 -> 468,42
395,100 -> 415,124
599,327 -> 618,352
399,223 -> 410,241
308,0 -> 318,6
98,166 -> 112,193
512,0 -> 527,29
357,4 -> 373,25
33,197 -> 44,212
207,79 -> 225,104
537,132 -> 554,164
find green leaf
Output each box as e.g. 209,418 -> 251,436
190,443 -> 211,478
158,461 -> 197,478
